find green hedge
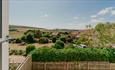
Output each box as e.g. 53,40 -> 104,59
31,47 -> 115,62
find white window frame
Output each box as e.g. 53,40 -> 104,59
0,0 -> 9,70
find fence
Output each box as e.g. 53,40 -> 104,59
16,56 -> 32,70
32,61 -> 115,70
15,56 -> 115,70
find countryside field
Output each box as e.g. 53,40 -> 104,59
9,23 -> 115,70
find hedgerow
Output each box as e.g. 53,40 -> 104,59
31,47 -> 115,62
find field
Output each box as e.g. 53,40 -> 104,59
9,23 -> 115,70
9,25 -> 79,50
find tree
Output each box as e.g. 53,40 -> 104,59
95,22 -> 115,47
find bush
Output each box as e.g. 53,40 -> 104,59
9,49 -> 25,55
52,36 -> 57,43
21,35 -> 26,42
31,47 -> 110,62
34,30 -> 42,38
15,38 -> 22,43
52,40 -> 64,49
42,33 -> 50,38
38,37 -> 49,44
26,44 -> 36,55
60,36 -> 66,43
25,32 -> 35,43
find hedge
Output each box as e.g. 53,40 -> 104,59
31,47 -> 115,62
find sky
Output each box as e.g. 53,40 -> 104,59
9,0 -> 115,29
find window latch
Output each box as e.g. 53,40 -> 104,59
0,35 -> 10,43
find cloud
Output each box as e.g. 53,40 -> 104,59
90,15 -> 97,18
97,7 -> 113,15
90,7 -> 115,23
111,10 -> 115,15
90,18 -> 105,23
91,7 -> 115,18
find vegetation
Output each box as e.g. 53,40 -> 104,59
52,40 -> 64,49
31,47 -> 115,62
9,49 -> 25,56
26,44 -> 36,55
15,38 -> 22,43
95,23 -> 115,47
38,37 -> 49,44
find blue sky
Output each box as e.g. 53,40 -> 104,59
9,0 -> 115,29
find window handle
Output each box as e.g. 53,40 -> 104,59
0,35 -> 10,43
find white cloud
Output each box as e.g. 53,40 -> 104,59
90,7 -> 115,23
111,10 -> 115,15
73,17 -> 79,19
91,18 -> 105,23
90,15 -> 97,18
97,7 -> 113,15
91,19 -> 98,23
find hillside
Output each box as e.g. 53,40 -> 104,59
9,25 -> 81,38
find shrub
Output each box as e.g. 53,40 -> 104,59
15,38 -> 22,43
53,40 -> 64,49
34,30 -> 42,38
9,38 -> 16,43
52,36 -> 57,43
25,32 -> 35,43
9,49 -> 25,55
31,47 -> 110,62
26,44 -> 36,55
38,37 -> 49,44
60,36 -> 66,43
21,35 -> 26,41
42,33 -> 50,38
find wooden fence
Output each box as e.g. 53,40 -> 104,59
16,56 -> 32,70
32,61 -> 115,70
15,56 -> 115,70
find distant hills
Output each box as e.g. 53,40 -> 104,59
9,25 -> 81,32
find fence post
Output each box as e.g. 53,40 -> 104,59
67,62 -> 68,70
44,62 -> 46,70
87,62 -> 89,70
